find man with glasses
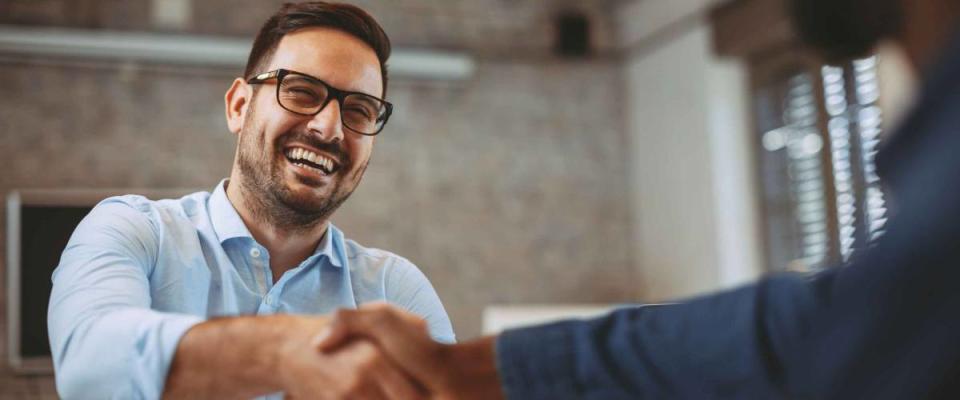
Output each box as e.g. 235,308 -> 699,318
48,2 -> 451,399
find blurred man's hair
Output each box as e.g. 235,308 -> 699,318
789,0 -> 902,63
244,2 -> 391,96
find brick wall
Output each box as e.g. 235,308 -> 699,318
0,0 -> 635,396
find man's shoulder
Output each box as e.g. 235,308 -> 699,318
336,233 -> 429,287
91,190 -> 213,230
340,237 -> 415,268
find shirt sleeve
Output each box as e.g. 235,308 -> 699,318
48,199 -> 204,400
493,278 -> 800,399
383,257 -> 457,344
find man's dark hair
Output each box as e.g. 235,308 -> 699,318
788,0 -> 902,63
244,2 -> 392,96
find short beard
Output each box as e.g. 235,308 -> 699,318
789,0 -> 902,63
235,106 -> 367,234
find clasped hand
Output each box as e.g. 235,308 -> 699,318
278,303 -> 499,400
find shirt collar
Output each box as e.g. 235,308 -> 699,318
209,179 -> 346,269
310,223 -> 346,269
209,179 -> 254,243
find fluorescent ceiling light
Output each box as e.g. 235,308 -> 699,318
0,24 -> 475,80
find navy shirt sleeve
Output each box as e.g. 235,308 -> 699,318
495,276 -> 811,399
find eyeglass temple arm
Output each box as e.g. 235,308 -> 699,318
246,70 -> 280,84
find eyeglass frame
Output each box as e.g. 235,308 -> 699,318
246,68 -> 394,136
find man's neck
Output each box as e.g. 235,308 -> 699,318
898,0 -> 960,71
224,178 -> 328,282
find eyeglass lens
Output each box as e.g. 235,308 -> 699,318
278,74 -> 386,134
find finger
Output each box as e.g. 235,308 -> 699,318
317,307 -> 410,352
313,309 -> 359,351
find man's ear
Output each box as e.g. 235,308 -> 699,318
225,78 -> 251,135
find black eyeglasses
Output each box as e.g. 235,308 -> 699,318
247,68 -> 393,136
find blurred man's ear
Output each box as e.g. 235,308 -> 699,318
225,78 -> 251,136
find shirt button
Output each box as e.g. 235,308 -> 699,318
249,248 -> 261,258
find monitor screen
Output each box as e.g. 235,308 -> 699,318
17,205 -> 93,360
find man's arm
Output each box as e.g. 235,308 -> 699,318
165,314 -> 428,399
162,314 -> 320,399
313,169 -> 960,399
48,200 -> 204,399
315,277 -> 825,399
321,201 -> 960,399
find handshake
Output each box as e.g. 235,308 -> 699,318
275,303 -> 504,400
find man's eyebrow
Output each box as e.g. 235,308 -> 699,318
291,70 -> 382,97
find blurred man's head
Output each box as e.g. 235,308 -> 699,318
789,0 -> 903,63
224,2 -> 392,232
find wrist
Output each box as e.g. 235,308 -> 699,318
442,336 -> 505,400
269,315 -> 327,391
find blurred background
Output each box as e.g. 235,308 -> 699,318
0,0 -> 917,397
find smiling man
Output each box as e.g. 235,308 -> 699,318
47,3 -> 453,399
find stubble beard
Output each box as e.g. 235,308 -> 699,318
235,108 -> 368,234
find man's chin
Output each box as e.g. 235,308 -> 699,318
275,188 -> 330,216
280,177 -> 329,203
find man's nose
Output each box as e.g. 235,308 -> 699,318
306,99 -> 345,143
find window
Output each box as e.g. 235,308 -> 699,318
753,53 -> 888,272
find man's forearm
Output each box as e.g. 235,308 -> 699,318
162,314 -> 326,399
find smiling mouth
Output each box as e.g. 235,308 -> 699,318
284,147 -> 340,175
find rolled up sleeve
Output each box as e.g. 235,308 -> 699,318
48,200 -> 203,399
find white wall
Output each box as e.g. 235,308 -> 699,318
619,1 -> 763,301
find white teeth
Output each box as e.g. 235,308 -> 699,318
287,147 -> 336,173
295,161 -> 321,173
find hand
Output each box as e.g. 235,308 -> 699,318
275,315 -> 427,400
315,303 -> 505,400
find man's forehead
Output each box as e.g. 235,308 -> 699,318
267,27 -> 384,96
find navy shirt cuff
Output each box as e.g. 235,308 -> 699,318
494,320 -> 583,399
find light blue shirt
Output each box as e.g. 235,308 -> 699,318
48,180 -> 454,399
